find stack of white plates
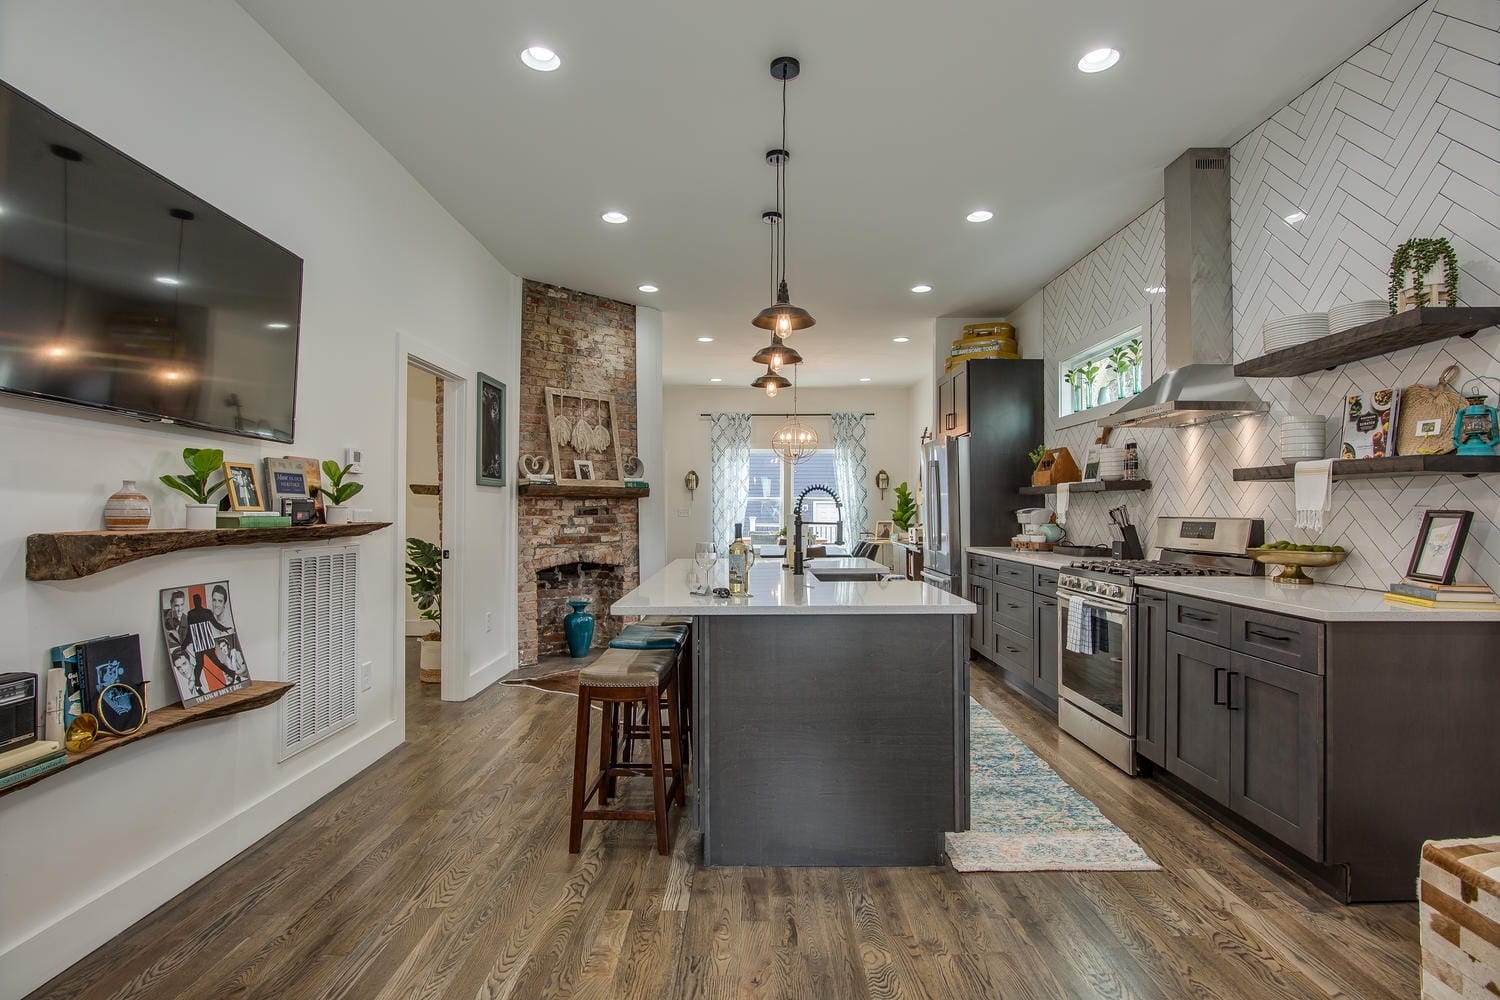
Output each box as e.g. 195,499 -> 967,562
1263,312 -> 1330,352
1096,445 -> 1126,479
1328,299 -> 1388,335
1279,416 -> 1326,464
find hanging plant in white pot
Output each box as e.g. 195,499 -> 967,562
318,460 -> 363,523
158,447 -> 227,529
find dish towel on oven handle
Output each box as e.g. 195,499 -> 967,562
1293,459 -> 1334,531
1065,595 -> 1093,654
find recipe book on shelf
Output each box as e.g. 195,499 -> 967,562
1341,389 -> 1400,459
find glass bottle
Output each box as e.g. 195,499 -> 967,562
727,522 -> 749,595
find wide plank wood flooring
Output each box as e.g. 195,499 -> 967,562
26,653 -> 1419,999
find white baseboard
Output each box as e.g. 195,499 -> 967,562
0,719 -> 403,996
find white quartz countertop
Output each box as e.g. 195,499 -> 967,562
1138,576 -> 1500,623
613,558 -> 976,616
965,547 -> 1078,570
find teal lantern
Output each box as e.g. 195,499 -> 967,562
1453,379 -> 1500,456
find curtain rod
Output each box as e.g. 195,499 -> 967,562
697,412 -> 876,418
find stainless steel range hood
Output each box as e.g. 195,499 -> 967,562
1102,148 -> 1267,429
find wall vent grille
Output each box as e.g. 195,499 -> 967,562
278,546 -> 359,760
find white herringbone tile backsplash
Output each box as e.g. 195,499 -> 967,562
1041,0 -> 1500,592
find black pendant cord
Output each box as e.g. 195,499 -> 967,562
779,76 -> 788,289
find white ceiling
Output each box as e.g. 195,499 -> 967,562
237,0 -> 1416,387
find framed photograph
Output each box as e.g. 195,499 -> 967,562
223,461 -> 265,511
1407,509 -> 1473,584
573,459 -> 594,481
875,519 -> 894,540
264,457 -> 309,511
547,388 -> 624,486
282,455 -> 324,518
477,372 -> 507,487
159,581 -> 251,707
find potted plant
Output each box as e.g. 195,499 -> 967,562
890,481 -> 918,540
405,537 -> 442,684
1389,237 -> 1459,314
1029,443 -> 1047,469
318,460 -> 363,523
159,447 -> 227,529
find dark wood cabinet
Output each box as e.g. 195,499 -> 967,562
936,366 -> 971,437
1165,634 -> 1231,803
1034,595 -> 1058,700
937,376 -> 956,437
1135,588 -> 1168,767
1228,652 -> 1324,860
968,578 -> 992,659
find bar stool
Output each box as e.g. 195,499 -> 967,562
609,620 -> 693,772
568,646 -> 685,855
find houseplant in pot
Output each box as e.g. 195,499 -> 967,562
405,537 -> 442,684
159,447 -> 227,529
890,481 -> 918,542
318,460 -> 363,523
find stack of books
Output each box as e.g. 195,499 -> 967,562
0,740 -> 67,791
1384,579 -> 1499,610
217,511 -> 292,528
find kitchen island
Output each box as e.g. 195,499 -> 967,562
613,556 -> 975,866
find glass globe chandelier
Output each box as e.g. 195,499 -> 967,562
770,364 -> 818,464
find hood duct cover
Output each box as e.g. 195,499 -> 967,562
1102,148 -> 1266,429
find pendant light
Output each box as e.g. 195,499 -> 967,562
752,335 -> 803,372
751,364 -> 790,397
771,364 -> 818,464
751,56 -> 815,337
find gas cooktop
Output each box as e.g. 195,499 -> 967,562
1069,558 -> 1234,580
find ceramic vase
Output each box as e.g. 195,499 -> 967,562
564,599 -> 595,658
185,503 -> 218,529
103,480 -> 152,530
325,505 -> 353,524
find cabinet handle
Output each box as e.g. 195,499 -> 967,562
946,413 -> 956,430
1181,610 -> 1216,624
1226,671 -> 1240,711
1247,626 -> 1290,643
1213,667 -> 1226,706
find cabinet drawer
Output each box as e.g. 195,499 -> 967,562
990,581 -> 1033,635
1033,567 -> 1059,596
1167,594 -> 1232,647
990,623 -> 1033,679
1231,608 -> 1323,674
993,560 -> 1032,588
967,553 -> 995,580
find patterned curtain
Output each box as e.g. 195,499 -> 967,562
830,412 -> 870,543
708,412 -> 753,549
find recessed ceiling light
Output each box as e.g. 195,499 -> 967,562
709,377 -> 723,382
697,336 -> 714,342
520,46 -> 561,72
154,275 -> 181,286
266,322 -> 290,329
893,337 -> 910,343
966,210 -> 994,223
859,377 -> 872,382
911,284 -> 933,294
638,284 -> 658,293
601,211 -> 628,224
1284,211 -> 1307,226
43,344 -> 69,359
1077,48 -> 1120,73
1144,286 -> 1165,294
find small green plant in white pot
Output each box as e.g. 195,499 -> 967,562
319,460 -> 364,523
159,447 -> 227,529
405,537 -> 442,684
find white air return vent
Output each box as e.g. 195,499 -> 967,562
278,545 -> 359,761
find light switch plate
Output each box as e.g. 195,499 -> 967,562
360,659 -> 373,691
677,508 -> 689,518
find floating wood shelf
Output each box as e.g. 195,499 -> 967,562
26,522 -> 391,581
517,483 -> 650,499
0,681 -> 293,799
1234,307 -> 1500,378
1019,479 -> 1153,496
1232,455 -> 1500,482
408,484 -> 440,496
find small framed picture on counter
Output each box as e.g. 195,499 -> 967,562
875,520 -> 894,540
1407,509 -> 1472,584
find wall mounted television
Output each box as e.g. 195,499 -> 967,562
0,80 -> 303,442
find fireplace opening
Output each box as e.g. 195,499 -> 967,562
534,560 -> 627,659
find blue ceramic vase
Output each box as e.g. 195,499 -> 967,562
564,599 -> 595,658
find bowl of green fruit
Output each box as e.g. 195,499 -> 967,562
1248,541 -> 1348,585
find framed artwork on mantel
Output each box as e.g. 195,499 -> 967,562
545,387 -> 624,487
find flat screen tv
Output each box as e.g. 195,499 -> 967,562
0,80 -> 302,442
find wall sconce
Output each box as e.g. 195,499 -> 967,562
684,470 -> 700,498
875,469 -> 890,500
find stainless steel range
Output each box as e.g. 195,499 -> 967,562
1055,516 -> 1263,774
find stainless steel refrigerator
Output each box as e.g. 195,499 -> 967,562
920,436 -> 965,593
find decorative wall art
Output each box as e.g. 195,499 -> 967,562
158,581 -> 252,706
546,388 -> 623,486
477,372 -> 507,487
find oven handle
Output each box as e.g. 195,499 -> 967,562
1057,588 -> 1133,615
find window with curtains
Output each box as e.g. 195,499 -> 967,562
791,451 -> 841,543
745,450 -> 784,543
743,449 -> 843,544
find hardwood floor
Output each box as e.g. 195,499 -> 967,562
26,654 -> 1420,999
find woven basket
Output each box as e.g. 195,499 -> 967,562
1396,364 -> 1463,456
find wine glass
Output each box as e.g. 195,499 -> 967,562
694,542 -> 718,572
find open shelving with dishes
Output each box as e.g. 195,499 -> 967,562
1019,479 -> 1152,496
26,523 -> 391,581
516,483 -> 649,499
1234,306 -> 1500,378
1231,455 -> 1500,482
0,682 -> 294,800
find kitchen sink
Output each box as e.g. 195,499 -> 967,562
808,568 -> 894,582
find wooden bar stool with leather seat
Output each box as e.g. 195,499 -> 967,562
568,646 -> 685,855
609,620 -> 693,772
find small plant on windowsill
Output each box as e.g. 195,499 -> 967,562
406,537 -> 442,684
318,461 -> 364,524
159,447 -> 227,529
890,481 -> 918,540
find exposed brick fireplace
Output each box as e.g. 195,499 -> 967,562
517,280 -> 639,665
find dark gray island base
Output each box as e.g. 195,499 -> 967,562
693,614 -> 969,866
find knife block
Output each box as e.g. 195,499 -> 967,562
1109,524 -> 1144,560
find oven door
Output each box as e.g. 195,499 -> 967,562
1057,591 -> 1134,735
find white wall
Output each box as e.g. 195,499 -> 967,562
635,306 -> 666,577
0,0 -> 522,992
662,386 -> 920,561
404,366 -> 440,634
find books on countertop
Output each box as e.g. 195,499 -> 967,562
1386,579 -> 1497,605
1382,592 -> 1500,611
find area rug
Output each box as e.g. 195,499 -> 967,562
500,660 -> 584,697
946,699 -> 1160,873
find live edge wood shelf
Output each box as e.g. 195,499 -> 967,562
1233,306 -> 1500,378
516,483 -> 650,499
1019,479 -> 1152,496
1232,455 -> 1500,482
0,682 -> 294,800
26,522 -> 391,581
